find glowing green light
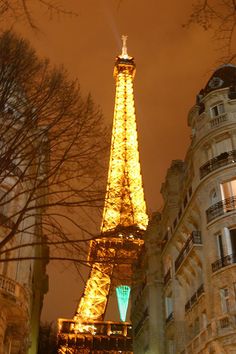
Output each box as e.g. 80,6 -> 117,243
116,285 -> 131,322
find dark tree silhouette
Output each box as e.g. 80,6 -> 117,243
38,322 -> 57,354
0,0 -> 76,29
188,0 -> 236,61
0,31 -> 108,268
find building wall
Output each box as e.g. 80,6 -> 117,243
131,65 -> 236,354
0,115 -> 49,354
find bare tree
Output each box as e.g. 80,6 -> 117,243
0,31 -> 108,268
0,0 -> 76,30
187,0 -> 236,61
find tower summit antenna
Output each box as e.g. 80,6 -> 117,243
121,34 -> 129,59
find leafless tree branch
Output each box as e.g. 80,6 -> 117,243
187,0 -> 236,61
0,0 -> 77,30
0,31 -> 109,275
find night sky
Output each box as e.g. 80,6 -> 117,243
9,0 -> 234,322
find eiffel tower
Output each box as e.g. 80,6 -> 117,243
58,36 -> 148,354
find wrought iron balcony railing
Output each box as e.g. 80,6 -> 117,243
200,150 -> 236,179
175,231 -> 202,272
185,284 -> 204,312
206,196 -> 236,223
212,253 -> 236,272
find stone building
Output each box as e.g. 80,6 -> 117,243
131,64 -> 236,353
0,109 -> 49,354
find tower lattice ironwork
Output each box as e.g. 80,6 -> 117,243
58,36 -> 148,354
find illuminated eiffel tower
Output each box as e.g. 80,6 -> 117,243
58,36 -> 148,354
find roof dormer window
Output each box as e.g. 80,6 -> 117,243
210,103 -> 225,118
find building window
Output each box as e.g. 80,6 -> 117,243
221,179 -> 236,200
220,180 -> 236,214
215,137 -> 231,156
188,324 -> 193,340
193,317 -> 200,336
183,195 -> 188,208
201,311 -> 207,329
216,234 -> 224,259
233,283 -> 236,300
165,294 -> 173,318
210,188 -> 218,205
220,288 -> 230,313
188,185 -> 192,198
227,228 -> 236,256
210,103 -> 225,117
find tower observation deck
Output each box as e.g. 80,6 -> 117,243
58,36 -> 148,354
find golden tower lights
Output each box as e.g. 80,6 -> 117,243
58,36 -> 148,353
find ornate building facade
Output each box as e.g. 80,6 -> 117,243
0,110 -> 49,354
131,64 -> 236,353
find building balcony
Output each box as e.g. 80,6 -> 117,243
175,231 -> 202,272
185,284 -> 204,312
200,150 -> 236,179
212,253 -> 236,273
206,196 -> 236,223
0,274 -> 29,315
210,112 -> 228,128
183,314 -> 236,353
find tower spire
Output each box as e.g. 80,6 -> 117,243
121,34 -> 129,59
101,36 -> 148,233
58,38 -> 148,353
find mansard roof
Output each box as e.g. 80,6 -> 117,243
198,64 -> 236,99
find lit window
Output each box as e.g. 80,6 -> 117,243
220,288 -> 230,313
221,179 -> 236,200
211,103 -> 225,117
